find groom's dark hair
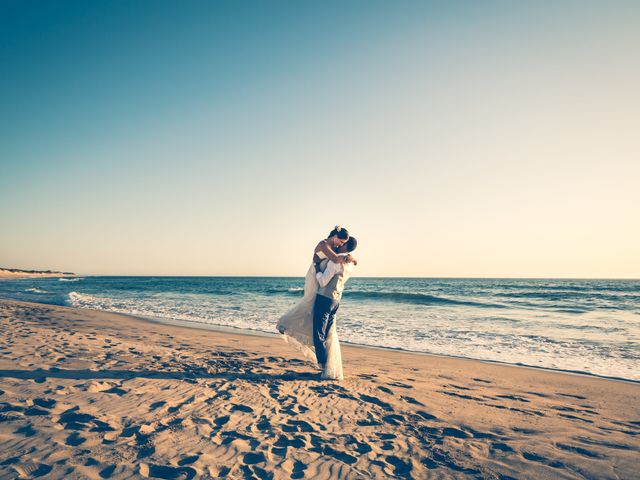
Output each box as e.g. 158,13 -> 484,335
345,237 -> 357,252
328,225 -> 349,240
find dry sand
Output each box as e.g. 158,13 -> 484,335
0,299 -> 638,479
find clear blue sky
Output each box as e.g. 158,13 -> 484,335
1,1 -> 638,277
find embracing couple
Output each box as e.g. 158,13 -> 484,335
276,226 -> 358,380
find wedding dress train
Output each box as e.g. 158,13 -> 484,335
277,263 -> 344,380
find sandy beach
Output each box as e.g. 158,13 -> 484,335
0,298 -> 638,479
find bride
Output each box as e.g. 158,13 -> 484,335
277,226 -> 353,380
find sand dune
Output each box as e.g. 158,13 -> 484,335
0,299 -> 638,479
0,269 -> 76,279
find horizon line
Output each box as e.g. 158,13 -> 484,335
71,274 -> 640,280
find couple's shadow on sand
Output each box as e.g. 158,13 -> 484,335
0,367 -> 323,384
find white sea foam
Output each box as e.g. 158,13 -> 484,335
63,287 -> 640,381
59,277 -> 83,282
66,291 -> 277,335
68,291 -> 94,303
25,287 -> 48,294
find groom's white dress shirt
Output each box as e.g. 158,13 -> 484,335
316,255 -> 354,294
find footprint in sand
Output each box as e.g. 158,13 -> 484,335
136,436 -> 156,460
290,459 -> 307,479
240,464 -> 271,480
442,427 -> 471,439
415,410 -> 438,421
253,415 -> 270,432
428,450 -> 482,475
0,402 -> 25,415
466,427 -> 496,439
496,394 -> 530,403
356,413 -> 383,427
555,442 -> 603,458
214,415 -> 230,428
384,455 -> 412,477
321,445 -> 358,465
490,442 -> 515,453
66,431 -> 86,446
526,391 -> 549,398
511,427 -> 539,435
472,378 -> 493,384
14,423 -> 38,437
139,463 -> 196,479
388,381 -> 413,389
309,384 -> 355,400
359,394 -> 393,412
382,414 -> 406,426
219,431 -> 259,449
24,406 -> 49,416
521,451 -> 565,468
149,401 -> 167,411
557,392 -> 587,400
33,398 -> 56,409
271,436 -> 298,457
167,395 -> 195,413
242,452 -> 266,465
230,403 -> 254,414
558,413 -> 594,424
177,455 -> 200,466
377,386 -> 394,394
98,464 -> 117,478
91,419 -> 116,433
448,384 -> 473,391
282,419 -> 315,433
440,390 -> 484,401
575,436 -> 635,451
344,435 -> 373,454
86,381 -> 129,396
57,406 -> 116,435
400,395 -> 425,406
13,462 -> 52,478
552,405 -> 579,412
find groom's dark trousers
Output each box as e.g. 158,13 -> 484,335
313,294 -> 340,365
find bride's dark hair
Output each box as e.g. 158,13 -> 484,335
328,225 -> 349,240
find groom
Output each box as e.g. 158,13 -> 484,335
312,236 -> 358,370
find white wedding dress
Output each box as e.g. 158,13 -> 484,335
276,253 -> 344,380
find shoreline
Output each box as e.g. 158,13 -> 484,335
1,298 -> 638,479
128,309 -> 640,386
3,295 -> 638,385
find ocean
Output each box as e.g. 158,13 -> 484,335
1,276 -> 638,381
